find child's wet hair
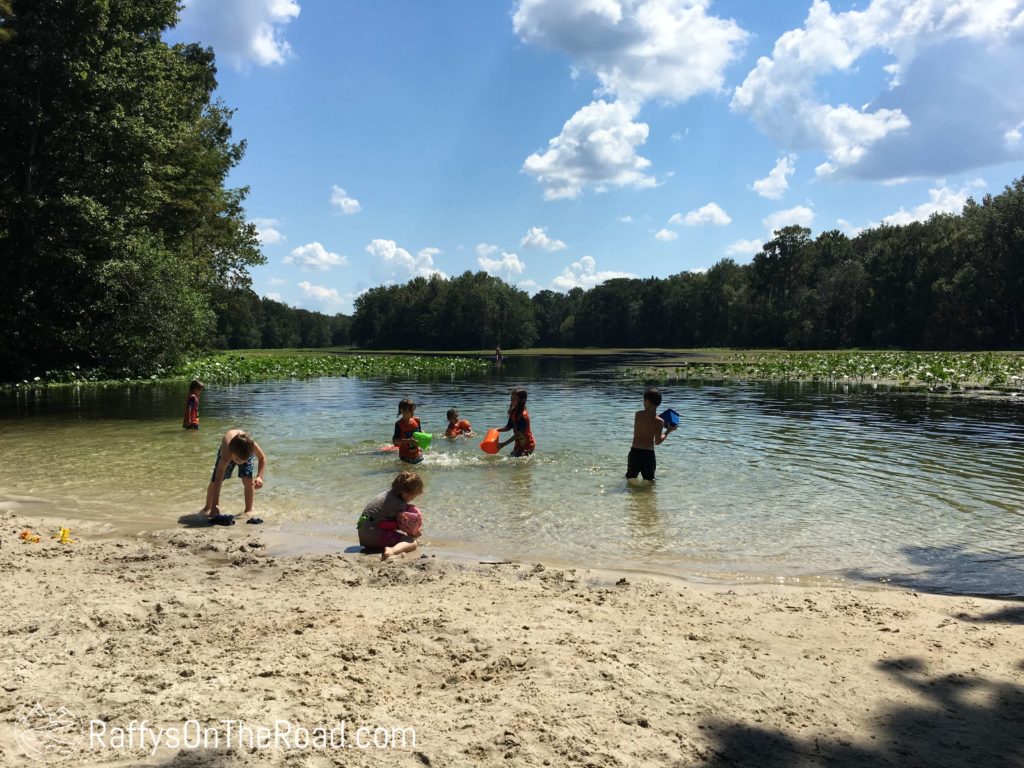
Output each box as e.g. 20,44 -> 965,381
189,379 -> 204,393
644,387 -> 662,407
398,398 -> 416,416
392,471 -> 424,496
228,432 -> 255,460
446,407 -> 459,421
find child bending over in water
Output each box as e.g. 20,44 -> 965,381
444,407 -> 474,438
357,471 -> 424,560
202,429 -> 267,524
626,386 -> 676,483
497,388 -> 535,457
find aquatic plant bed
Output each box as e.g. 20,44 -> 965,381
5,353 -> 490,388
621,351 -> 1024,392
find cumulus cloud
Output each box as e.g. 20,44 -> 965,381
297,281 -> 344,311
881,180 -> 983,226
654,228 -> 678,242
522,100 -> 656,200
836,219 -> 864,237
179,0 -> 300,70
284,242 -> 348,271
752,155 -> 796,199
725,238 -> 764,256
252,218 -> 285,245
367,239 -> 446,281
330,185 -> 361,214
552,255 -> 634,291
763,205 -> 814,234
669,202 -> 732,227
513,0 -> 749,104
731,0 -> 1024,178
264,291 -> 284,302
478,250 -> 527,280
520,226 -> 568,251
515,1 -> 749,199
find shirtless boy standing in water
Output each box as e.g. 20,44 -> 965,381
626,387 -> 676,483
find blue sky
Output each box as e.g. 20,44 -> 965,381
171,0 -> 1024,314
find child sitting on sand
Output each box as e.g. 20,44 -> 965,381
201,429 -> 267,525
444,407 -> 474,438
357,471 -> 424,560
394,398 -> 424,464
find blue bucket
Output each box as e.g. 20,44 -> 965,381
659,408 -> 680,428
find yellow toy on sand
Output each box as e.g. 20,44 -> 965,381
52,527 -> 75,544
19,529 -> 41,544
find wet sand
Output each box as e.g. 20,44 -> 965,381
0,510 -> 1022,767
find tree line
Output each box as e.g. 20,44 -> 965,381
349,177 -> 1024,352
3,1 -> 1022,381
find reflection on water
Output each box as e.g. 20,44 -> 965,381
2,355 -> 1023,596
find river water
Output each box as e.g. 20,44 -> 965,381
2,354 -> 1022,597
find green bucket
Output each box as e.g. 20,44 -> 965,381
412,431 -> 433,450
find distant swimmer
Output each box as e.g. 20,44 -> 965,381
495,346 -> 503,366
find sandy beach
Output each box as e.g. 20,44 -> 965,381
0,510 -> 1021,768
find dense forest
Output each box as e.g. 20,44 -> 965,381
2,1 -> 1022,382
350,177 -> 1024,351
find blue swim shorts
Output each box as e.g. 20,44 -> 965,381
211,448 -> 256,482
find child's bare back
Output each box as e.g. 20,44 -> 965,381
631,408 -> 665,450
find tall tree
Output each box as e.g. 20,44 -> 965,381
0,0 -> 261,378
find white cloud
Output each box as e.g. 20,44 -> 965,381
752,155 -> 796,199
522,100 -> 656,200
284,242 -> 348,271
475,243 -> 499,259
518,279 -> 541,294
552,255 -> 634,291
669,202 -> 732,227
731,0 -> 1024,178
670,130 -> 687,141
513,0 -> 749,104
179,0 -> 300,70
836,218 -> 864,237
330,185 -> 361,214
520,226 -> 568,252
881,180 -> 983,226
725,238 -> 764,256
654,228 -> 678,242
618,215 -> 634,223
252,218 -> 285,245
367,239 -> 446,281
763,205 -> 814,234
267,277 -> 287,286
264,291 -> 284,302
297,281 -> 344,311
478,250 -> 527,281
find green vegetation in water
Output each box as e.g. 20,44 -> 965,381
621,351 -> 1024,391
5,352 -> 490,388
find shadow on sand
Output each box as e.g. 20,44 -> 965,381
703,656 -> 1024,768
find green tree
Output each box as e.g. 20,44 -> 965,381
0,0 -> 261,378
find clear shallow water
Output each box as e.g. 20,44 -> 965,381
2,355 -> 1023,597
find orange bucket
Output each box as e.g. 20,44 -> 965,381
480,428 -> 500,454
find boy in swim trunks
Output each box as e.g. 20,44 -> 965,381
201,429 -> 267,524
626,387 -> 676,483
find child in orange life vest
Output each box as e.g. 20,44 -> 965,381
444,407 -> 473,438
496,388 -> 535,457
393,398 -> 424,464
182,379 -> 204,429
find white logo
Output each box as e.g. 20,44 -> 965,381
14,698 -> 84,763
